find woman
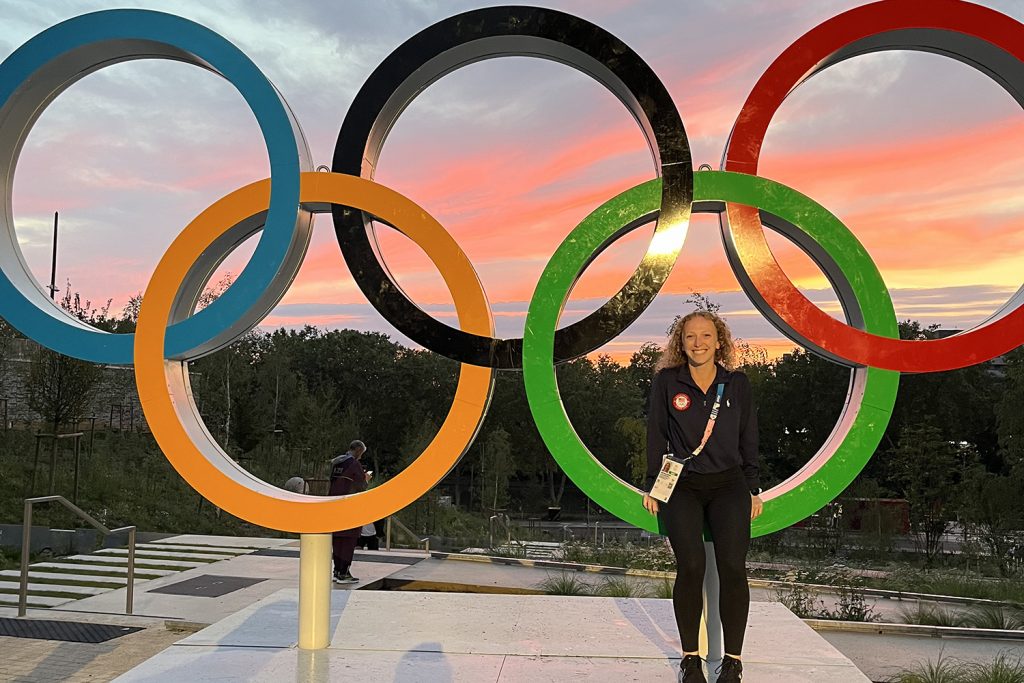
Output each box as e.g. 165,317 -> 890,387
642,311 -> 763,683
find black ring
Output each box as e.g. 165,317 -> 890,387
333,5 -> 691,368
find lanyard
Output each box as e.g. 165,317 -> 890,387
676,382 -> 725,464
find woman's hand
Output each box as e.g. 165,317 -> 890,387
642,493 -> 659,515
750,494 -> 763,520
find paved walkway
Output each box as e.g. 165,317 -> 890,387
2,533 -> 1013,682
114,590 -> 869,682
0,625 -> 182,683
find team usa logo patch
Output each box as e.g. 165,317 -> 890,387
672,392 -> 691,411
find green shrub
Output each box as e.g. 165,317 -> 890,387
654,579 -> 674,599
961,604 -> 1023,631
830,585 -> 879,622
881,568 -> 1024,604
887,654 -> 967,683
961,652 -> 1024,682
898,601 -> 967,627
889,652 -> 1024,683
538,572 -> 593,596
597,577 -> 652,598
560,540 -> 675,572
773,583 -> 822,619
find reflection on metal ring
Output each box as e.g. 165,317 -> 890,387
0,9 -> 311,365
332,5 -> 692,369
723,0 -> 1024,372
523,171 -> 899,535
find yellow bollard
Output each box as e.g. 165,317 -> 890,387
298,533 -> 332,650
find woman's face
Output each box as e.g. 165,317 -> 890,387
682,316 -> 719,368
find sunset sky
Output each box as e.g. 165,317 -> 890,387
2,0 -> 1022,363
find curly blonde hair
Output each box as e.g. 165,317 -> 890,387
655,310 -> 737,372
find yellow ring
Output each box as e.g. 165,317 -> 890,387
135,172 -> 494,532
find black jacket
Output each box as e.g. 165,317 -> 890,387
645,363 -> 760,492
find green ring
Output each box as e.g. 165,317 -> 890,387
522,171 -> 898,535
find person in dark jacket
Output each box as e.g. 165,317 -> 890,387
642,311 -> 763,683
328,440 -> 371,584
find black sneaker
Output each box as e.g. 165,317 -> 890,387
715,656 -> 743,682
678,654 -> 706,683
332,571 -> 358,585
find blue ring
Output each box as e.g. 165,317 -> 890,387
0,10 -> 303,364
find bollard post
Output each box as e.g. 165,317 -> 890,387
701,540 -> 723,681
298,533 -> 332,650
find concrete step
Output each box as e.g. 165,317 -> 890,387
30,562 -> 174,578
136,543 -> 246,556
149,536 -> 280,550
0,569 -> 139,587
62,554 -> 206,570
0,592 -> 71,607
0,580 -> 104,597
96,548 -> 226,562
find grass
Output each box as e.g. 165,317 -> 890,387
897,600 -> 1024,631
961,604 -> 1023,630
0,575 -> 123,588
53,558 -> 187,572
27,566 -> 163,579
898,601 -> 968,628
0,429 -> 269,541
773,583 -> 824,619
596,577 -> 652,598
538,572 -> 593,596
138,547 -> 239,556
100,552 -> 219,563
0,547 -> 19,571
888,652 -> 1024,682
877,570 -> 1024,604
0,585 -> 86,600
654,579 -> 674,599
888,654 -> 966,683
537,573 -> 663,598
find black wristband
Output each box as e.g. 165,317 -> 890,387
750,487 -> 761,496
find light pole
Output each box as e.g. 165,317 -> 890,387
47,211 -> 58,300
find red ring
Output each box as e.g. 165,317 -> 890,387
723,0 -> 1024,372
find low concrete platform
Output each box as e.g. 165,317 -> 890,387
114,589 -> 869,682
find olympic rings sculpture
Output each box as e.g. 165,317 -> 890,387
1,1 -> 1021,534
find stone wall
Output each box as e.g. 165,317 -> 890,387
0,338 -> 147,432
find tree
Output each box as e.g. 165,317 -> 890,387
0,317 -> 17,399
754,348 -> 847,486
996,347 -> 1024,470
480,426 -> 512,512
23,287 -> 108,493
25,345 -> 102,493
617,416 -> 647,487
959,466 -> 1024,577
892,424 -> 965,564
625,342 -> 661,412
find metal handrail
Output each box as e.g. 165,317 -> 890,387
19,495 -> 136,617
384,516 -> 430,555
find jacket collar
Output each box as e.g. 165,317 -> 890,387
675,362 -> 732,391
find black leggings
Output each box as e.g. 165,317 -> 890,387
659,467 -> 751,656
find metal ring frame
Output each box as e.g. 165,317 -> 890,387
0,9 -> 312,365
722,0 -> 1024,372
332,6 -> 693,369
